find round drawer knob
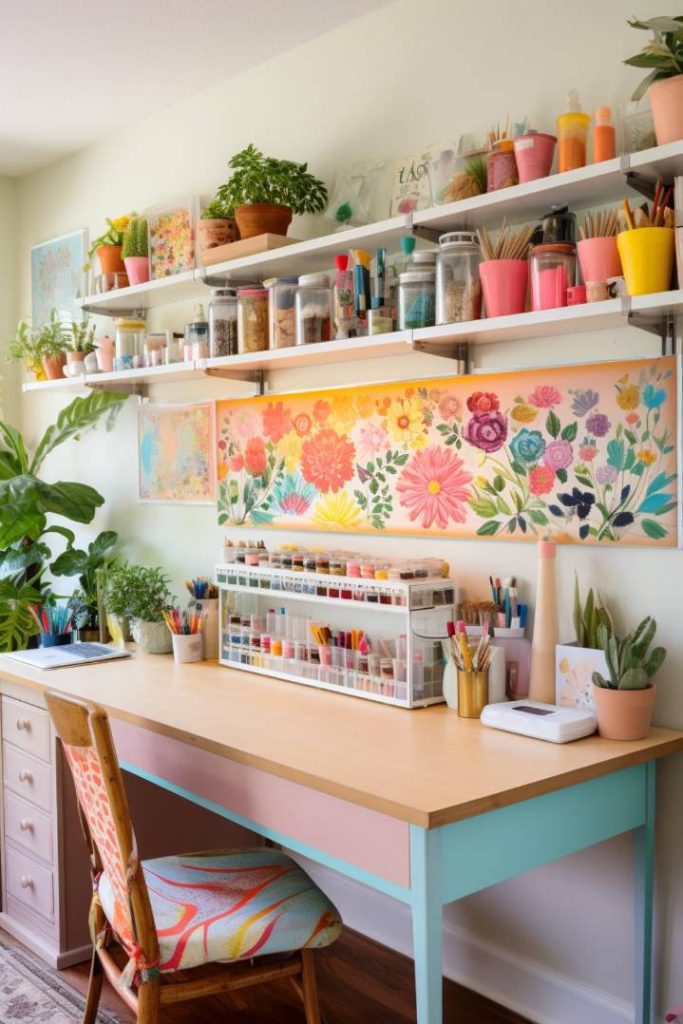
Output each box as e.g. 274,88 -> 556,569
16,719 -> 31,732
19,818 -> 34,832
20,875 -> 34,889
18,770 -> 33,784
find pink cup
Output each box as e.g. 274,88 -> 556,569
577,237 -> 622,284
513,132 -> 557,183
480,259 -> 528,318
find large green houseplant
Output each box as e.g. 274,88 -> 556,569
0,390 -> 128,651
105,562 -> 173,653
592,618 -> 667,739
625,15 -> 683,143
52,530 -> 118,641
216,144 -> 328,239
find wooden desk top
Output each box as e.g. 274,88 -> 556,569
1,651 -> 681,828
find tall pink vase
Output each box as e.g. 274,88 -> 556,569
480,260 -> 528,318
528,539 -> 557,704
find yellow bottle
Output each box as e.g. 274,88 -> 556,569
557,90 -> 591,173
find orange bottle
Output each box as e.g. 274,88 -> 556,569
557,90 -> 591,173
593,106 -> 616,163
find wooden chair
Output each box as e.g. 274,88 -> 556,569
46,691 -> 342,1023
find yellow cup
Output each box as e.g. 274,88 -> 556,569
457,669 -> 489,719
616,228 -> 674,296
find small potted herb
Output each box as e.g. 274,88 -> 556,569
8,318 -> 48,380
53,530 -> 118,642
592,618 -> 667,739
121,216 -> 150,285
14,313 -> 69,380
85,213 -> 135,280
625,15 -> 683,145
64,318 -> 96,375
555,575 -> 611,710
199,197 -> 238,256
105,562 -> 174,653
216,144 -> 328,239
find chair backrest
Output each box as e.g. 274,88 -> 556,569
46,691 -> 157,962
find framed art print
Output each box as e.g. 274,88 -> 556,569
30,229 -> 87,326
138,402 -> 215,504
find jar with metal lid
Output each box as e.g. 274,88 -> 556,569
436,232 -> 482,324
114,317 -> 145,371
295,273 -> 332,345
237,287 -> 269,353
398,255 -> 436,329
529,243 -> 577,311
208,288 -> 238,358
266,276 -> 298,349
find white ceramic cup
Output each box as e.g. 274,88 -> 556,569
172,633 -> 204,664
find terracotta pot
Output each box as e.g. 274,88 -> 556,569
593,683 -> 656,741
234,204 -> 292,240
199,218 -> 239,252
124,255 -> 150,285
649,76 -> 683,145
65,350 -> 86,377
41,352 -> 66,380
97,244 -> 125,275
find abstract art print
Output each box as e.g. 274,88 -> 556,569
217,357 -> 678,546
139,402 -> 215,504
30,229 -> 87,326
147,199 -> 196,279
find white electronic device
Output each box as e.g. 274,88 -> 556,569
480,700 -> 596,744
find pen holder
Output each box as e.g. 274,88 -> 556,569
40,632 -> 72,648
457,669 -> 489,719
616,228 -> 674,296
172,632 -> 204,664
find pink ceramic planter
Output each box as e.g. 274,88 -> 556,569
124,256 -> 150,286
649,76 -> 683,145
480,259 -> 528,318
577,237 -> 622,284
513,132 -> 556,183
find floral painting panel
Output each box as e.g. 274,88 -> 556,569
216,358 -> 678,546
31,229 -> 87,326
147,200 -> 196,279
139,402 -> 215,504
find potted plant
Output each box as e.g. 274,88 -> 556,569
64,318 -> 96,376
85,213 -> 135,281
105,562 -> 173,654
199,197 -> 239,255
625,15 -> 683,145
215,144 -> 328,239
52,531 -> 118,642
8,312 -> 70,380
8,318 -> 46,380
592,618 -> 667,739
555,576 -> 611,710
122,216 -> 150,285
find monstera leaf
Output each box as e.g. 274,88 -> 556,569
0,580 -> 42,652
29,391 -> 127,474
0,545 -> 50,581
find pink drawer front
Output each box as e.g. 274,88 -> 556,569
3,744 -> 52,812
5,844 -> 55,921
111,720 -> 410,889
4,790 -> 54,864
2,697 -> 51,763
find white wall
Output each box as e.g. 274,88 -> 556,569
0,177 -> 19,424
12,1 -> 683,1020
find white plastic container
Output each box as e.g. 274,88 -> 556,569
172,633 -> 204,664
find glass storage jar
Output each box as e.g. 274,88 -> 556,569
436,231 -> 482,324
237,287 -> 269,353
295,274 -> 332,345
114,317 -> 145,371
486,139 -> 518,192
530,243 -> 577,311
266,276 -> 298,349
208,288 -> 238,358
398,268 -> 436,328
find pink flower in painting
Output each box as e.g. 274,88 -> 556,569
528,384 -> 562,408
231,407 -> 261,440
529,465 -> 556,496
438,394 -> 460,421
464,411 -> 508,453
543,439 -> 573,471
578,444 -> 597,462
355,419 -> 390,462
262,401 -> 291,443
397,446 -> 472,528
596,464 -> 618,486
230,453 -> 245,472
626,412 -> 640,426
244,437 -> 267,476
466,391 -> 500,413
301,429 -> 355,493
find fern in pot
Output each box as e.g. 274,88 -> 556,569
122,216 -> 150,285
105,563 -> 173,653
592,618 -> 667,739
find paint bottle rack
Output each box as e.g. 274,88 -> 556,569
215,565 -> 457,708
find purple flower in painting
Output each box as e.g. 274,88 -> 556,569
586,412 -> 611,437
596,464 -> 618,485
543,439 -> 573,471
571,389 -> 599,417
464,411 -> 508,454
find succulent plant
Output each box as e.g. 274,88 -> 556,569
121,216 -> 149,259
573,573 -> 614,649
593,617 -> 667,690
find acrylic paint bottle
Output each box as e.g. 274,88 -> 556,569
593,106 -> 616,163
528,539 -> 557,703
557,90 -> 591,173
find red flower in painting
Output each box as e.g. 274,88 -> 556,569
466,391 -> 499,413
397,446 -> 472,529
293,412 -> 312,436
313,400 -> 331,424
528,465 -> 555,496
262,401 -> 291,443
230,453 -> 245,472
244,437 -> 267,476
300,429 -> 355,493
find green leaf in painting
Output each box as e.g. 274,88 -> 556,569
476,520 -> 500,536
546,410 -> 560,438
561,422 -> 578,442
641,519 -> 668,540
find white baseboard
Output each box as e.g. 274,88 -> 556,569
292,854 -> 633,1024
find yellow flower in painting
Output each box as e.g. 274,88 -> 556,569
329,393 -> 357,431
475,475 -> 488,487
616,382 -> 640,410
387,399 -> 427,449
511,404 -> 539,424
311,491 -> 364,530
277,432 -> 302,473
355,393 -> 375,420
637,448 -> 657,465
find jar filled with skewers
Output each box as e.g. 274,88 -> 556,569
435,231 -> 482,324
577,208 -> 622,294
478,221 -> 534,318
617,183 -> 675,297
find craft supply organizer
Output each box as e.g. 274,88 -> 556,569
215,563 -> 457,707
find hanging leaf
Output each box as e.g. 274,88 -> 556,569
29,391 -> 128,474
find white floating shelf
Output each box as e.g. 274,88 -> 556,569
78,269 -> 197,315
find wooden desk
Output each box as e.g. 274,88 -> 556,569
1,650 -> 681,1024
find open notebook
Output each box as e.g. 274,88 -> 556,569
7,642 -> 131,670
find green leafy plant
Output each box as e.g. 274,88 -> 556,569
8,312 -> 68,373
0,391 -> 128,651
121,216 -> 149,259
572,574 -> 614,649
466,154 -> 488,194
216,144 -> 328,215
105,563 -> 172,623
625,15 -> 683,100
593,618 -> 667,690
53,530 -> 118,630
200,197 -> 233,220
85,213 -> 136,268
65,319 -> 96,354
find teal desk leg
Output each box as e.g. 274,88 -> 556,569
634,761 -> 656,1024
410,825 -> 443,1024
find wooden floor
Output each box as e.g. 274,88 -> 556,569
57,928 -> 532,1024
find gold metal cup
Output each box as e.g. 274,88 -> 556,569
457,669 -> 489,718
